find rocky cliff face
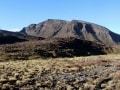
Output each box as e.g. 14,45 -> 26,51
21,19 -> 120,45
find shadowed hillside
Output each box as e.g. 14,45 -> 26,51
0,38 -> 116,61
0,30 -> 27,44
0,30 -> 44,44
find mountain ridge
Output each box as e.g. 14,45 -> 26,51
20,19 -> 120,45
1,19 -> 120,45
0,19 -> 120,60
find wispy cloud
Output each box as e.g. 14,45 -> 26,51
9,28 -> 20,32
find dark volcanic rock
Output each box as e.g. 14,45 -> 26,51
21,19 -> 120,45
0,38 -> 115,60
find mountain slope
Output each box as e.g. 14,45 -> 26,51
0,30 -> 44,44
21,19 -> 120,45
0,30 -> 27,44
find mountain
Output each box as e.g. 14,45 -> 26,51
21,19 -> 120,45
0,30 -> 44,44
0,30 -> 27,44
0,19 -> 120,60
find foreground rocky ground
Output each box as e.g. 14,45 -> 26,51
0,54 -> 120,90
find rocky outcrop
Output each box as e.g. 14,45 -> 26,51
0,38 -> 116,60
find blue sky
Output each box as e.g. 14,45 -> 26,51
0,0 -> 120,34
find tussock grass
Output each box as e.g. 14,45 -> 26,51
0,54 -> 120,89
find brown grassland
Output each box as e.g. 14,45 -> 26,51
0,54 -> 120,90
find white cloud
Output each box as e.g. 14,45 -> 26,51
9,28 -> 20,32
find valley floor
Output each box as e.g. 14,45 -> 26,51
0,54 -> 120,90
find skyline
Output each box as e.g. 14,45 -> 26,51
0,0 -> 120,34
